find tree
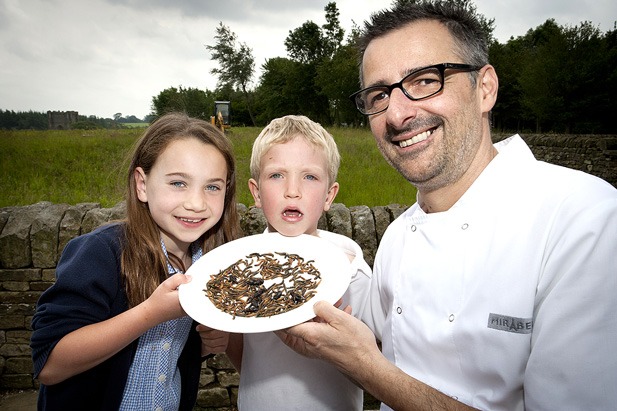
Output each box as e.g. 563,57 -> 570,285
284,2 -> 344,65
285,21 -> 326,64
150,86 -> 214,120
281,2 -> 348,124
315,22 -> 364,126
489,39 -> 526,132
206,23 -> 256,126
254,57 -> 301,123
316,42 -> 363,126
322,2 -> 345,57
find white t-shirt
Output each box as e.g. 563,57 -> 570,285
362,135 -> 617,410
238,229 -> 372,410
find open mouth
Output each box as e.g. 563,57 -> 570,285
398,128 -> 434,148
283,208 -> 303,218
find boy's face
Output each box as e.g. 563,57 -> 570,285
249,136 -> 339,237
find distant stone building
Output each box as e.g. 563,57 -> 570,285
47,110 -> 78,129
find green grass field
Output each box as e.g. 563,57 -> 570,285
0,127 -> 416,208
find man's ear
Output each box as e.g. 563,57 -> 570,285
134,167 -> 148,203
248,178 -> 262,208
478,64 -> 498,113
323,182 -> 340,212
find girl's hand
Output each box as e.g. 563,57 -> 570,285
37,273 -> 193,385
142,273 -> 192,324
196,324 -> 229,355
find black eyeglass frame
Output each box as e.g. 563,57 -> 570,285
349,62 -> 484,115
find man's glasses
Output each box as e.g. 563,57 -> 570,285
349,63 -> 483,115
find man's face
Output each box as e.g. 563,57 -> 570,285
362,20 -> 488,193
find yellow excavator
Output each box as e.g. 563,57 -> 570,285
211,100 -> 231,132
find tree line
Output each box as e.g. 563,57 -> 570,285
0,110 -> 151,130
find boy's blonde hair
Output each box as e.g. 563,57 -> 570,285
250,115 -> 341,185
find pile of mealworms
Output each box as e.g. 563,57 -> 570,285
205,252 -> 322,318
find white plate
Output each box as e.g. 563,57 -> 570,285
179,232 -> 351,333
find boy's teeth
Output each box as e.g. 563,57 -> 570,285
399,130 -> 432,148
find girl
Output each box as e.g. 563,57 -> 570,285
30,113 -> 240,410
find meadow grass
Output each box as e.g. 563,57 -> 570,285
0,127 -> 416,208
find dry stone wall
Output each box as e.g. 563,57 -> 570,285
0,201 -> 407,409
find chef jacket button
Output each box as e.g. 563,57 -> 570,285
461,223 -> 469,230
449,314 -> 455,322
410,225 -> 417,232
396,307 -> 402,314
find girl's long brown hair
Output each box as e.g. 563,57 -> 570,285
122,112 -> 240,307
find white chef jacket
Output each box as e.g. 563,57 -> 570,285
362,135 -> 617,410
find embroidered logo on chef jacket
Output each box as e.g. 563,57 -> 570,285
487,313 -> 533,334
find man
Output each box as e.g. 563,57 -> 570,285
277,2 -> 617,410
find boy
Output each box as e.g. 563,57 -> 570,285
231,115 -> 372,410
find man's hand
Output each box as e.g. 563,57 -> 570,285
275,300 -> 378,371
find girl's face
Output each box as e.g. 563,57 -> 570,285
249,136 -> 339,237
135,137 -> 228,257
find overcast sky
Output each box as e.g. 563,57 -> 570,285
1,0 -> 615,120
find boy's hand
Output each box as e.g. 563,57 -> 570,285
197,324 -> 230,355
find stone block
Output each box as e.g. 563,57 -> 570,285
0,315 -> 27,329
31,203 -> 70,268
0,206 -> 15,234
217,370 -> 240,387
350,205 -> 377,266
6,330 -> 32,344
196,386 -> 230,407
235,204 -> 247,237
0,342 -> 31,357
2,281 -> 30,292
58,203 -> 100,254
5,357 -> 34,374
317,212 -> 327,230
0,374 -> 35,389
0,303 -> 35,316
371,205 -> 391,243
41,269 -> 56,282
0,202 -> 50,268
81,202 -> 126,234
240,206 -> 266,236
326,203 -> 352,238
30,281 -> 54,291
0,269 -> 41,282
387,204 -> 408,221
0,291 -> 41,304
207,353 -> 234,370
199,367 -> 215,386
